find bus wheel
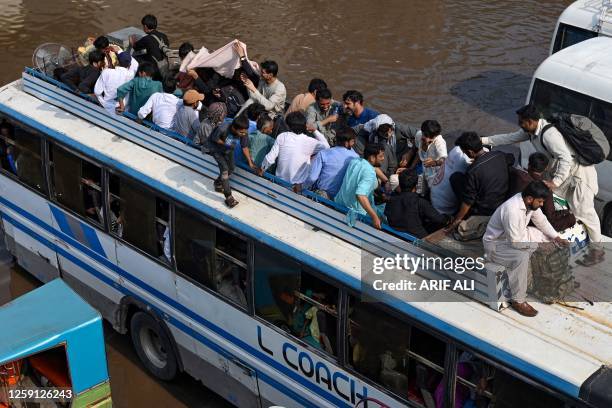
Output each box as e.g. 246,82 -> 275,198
130,312 -> 178,381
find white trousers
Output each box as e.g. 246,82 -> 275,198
557,165 -> 601,243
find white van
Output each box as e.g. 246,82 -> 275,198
525,36 -> 612,235
550,0 -> 612,54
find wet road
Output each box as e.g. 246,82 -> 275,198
0,0 -> 572,406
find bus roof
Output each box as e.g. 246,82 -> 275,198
0,279 -> 109,393
534,36 -> 612,103
0,79 -> 610,400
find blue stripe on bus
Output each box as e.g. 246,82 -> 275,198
0,195 -> 582,400
79,218 -> 107,258
50,205 -> 75,240
49,204 -> 106,258
0,200 -> 349,408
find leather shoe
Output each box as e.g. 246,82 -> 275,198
510,301 -> 538,317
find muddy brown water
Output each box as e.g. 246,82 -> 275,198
0,0 -> 571,407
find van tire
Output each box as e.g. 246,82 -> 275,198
130,312 -> 178,381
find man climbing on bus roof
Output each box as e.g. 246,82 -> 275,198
482,104 -> 605,266
209,115 -> 254,208
335,143 -> 386,229
483,181 -> 569,317
343,90 -> 379,127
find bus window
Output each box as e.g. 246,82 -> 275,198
108,173 -> 170,263
174,207 -> 248,308
589,99 -> 612,160
50,144 -> 103,225
443,349 -> 566,407
552,23 -> 597,54
530,79 -> 591,118
346,296 -> 446,406
254,245 -> 339,357
0,119 -> 46,193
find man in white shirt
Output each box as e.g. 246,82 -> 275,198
94,52 -> 138,114
482,104 -> 603,265
138,91 -> 182,130
430,145 -> 470,215
415,120 -> 447,188
483,181 -> 568,317
258,111 -> 329,187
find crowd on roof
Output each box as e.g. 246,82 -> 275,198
46,14 -> 606,317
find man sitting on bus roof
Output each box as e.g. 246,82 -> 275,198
343,90 -> 379,127
305,88 -> 342,145
285,78 -> 327,116
335,143 -> 386,230
116,62 -> 163,116
258,111 -> 329,189
137,78 -> 182,130
483,181 -> 568,317
173,90 -> 204,140
60,50 -> 105,95
94,52 -> 137,115
304,127 -> 358,199
482,104 -> 604,266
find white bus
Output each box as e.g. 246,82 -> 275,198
550,0 -> 612,54
0,71 -> 610,407
526,36 -> 612,236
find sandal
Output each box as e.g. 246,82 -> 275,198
225,196 -> 239,208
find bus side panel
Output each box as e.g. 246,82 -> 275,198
0,176 -> 59,283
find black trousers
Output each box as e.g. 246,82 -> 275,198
212,149 -> 235,198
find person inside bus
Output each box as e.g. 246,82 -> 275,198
209,115 -> 254,208
343,90 -> 379,127
258,111 -> 329,190
445,131 -> 512,240
384,169 -> 452,238
483,181 -> 569,317
216,262 -> 247,307
0,122 -> 16,174
509,152 -> 576,232
82,178 -> 102,224
116,62 -> 163,116
60,50 -> 105,95
482,104 -> 604,266
305,88 -> 342,145
335,143 -> 386,229
304,127 -> 359,200
285,78 -> 328,116
109,198 -> 124,238
233,42 -> 287,118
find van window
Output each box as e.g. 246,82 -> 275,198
552,23 -> 597,54
447,349 -> 565,408
174,206 -> 248,308
347,296 -> 446,405
50,144 -> 103,225
254,244 -> 339,357
108,173 -> 170,263
530,79 -> 590,118
0,119 -> 46,193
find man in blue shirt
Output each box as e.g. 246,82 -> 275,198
343,90 -> 379,127
305,128 -> 359,199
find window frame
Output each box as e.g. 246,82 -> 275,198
552,23 -> 598,54
0,115 -> 49,198
172,200 -> 254,315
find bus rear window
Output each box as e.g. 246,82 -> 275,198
552,23 -> 597,53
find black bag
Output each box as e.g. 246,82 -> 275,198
221,85 -> 245,118
530,244 -> 574,304
542,113 -> 610,165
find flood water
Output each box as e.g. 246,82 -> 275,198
0,0 -> 571,406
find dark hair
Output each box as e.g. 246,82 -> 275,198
456,131 -> 482,152
141,14 -> 158,30
246,103 -> 266,121
231,114 -> 250,131
522,180 -> 550,199
316,88 -> 332,101
88,50 -> 105,65
335,127 -> 356,145
377,123 -> 393,136
421,120 -> 442,138
93,36 -> 110,50
178,42 -> 194,59
342,90 -> 363,104
364,143 -> 385,159
163,76 -> 177,94
516,104 -> 540,121
308,78 -> 327,93
0,121 -> 14,135
286,111 -> 307,134
399,169 -> 419,191
137,62 -> 156,76
528,152 -> 549,173
257,115 -> 273,131
260,60 -> 278,76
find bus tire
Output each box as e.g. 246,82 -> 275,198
130,311 -> 178,381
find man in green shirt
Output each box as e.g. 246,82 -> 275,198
116,62 -> 162,115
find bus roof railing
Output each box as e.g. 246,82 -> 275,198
19,67 -> 504,309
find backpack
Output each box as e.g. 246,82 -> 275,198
542,113 -> 610,165
529,244 -> 574,304
150,34 -> 171,75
